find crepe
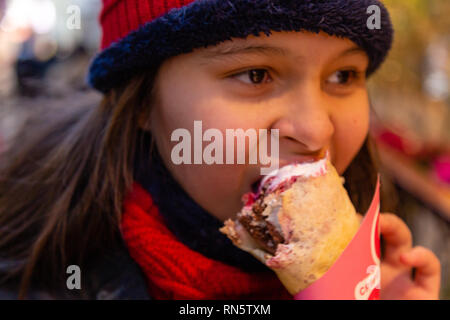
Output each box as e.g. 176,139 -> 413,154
220,158 -> 360,295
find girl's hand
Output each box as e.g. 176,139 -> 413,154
379,213 -> 441,300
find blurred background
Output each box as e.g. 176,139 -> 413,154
0,0 -> 102,155
369,0 -> 450,299
0,0 -> 448,299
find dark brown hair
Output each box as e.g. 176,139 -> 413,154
0,69 -> 157,298
0,68 -> 385,299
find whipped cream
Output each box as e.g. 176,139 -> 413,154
260,156 -> 328,192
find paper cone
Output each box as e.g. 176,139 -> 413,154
294,176 -> 381,300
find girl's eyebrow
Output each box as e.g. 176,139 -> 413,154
337,46 -> 366,58
198,42 -> 366,63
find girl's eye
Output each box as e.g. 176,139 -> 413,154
326,70 -> 359,85
231,69 -> 272,85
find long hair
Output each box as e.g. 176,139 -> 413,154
0,69 -> 157,298
343,111 -> 398,216
0,67 -> 387,299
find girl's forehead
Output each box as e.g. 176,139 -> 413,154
195,31 -> 367,62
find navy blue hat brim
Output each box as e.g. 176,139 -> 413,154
88,0 -> 393,93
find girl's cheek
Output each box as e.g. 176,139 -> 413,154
332,99 -> 369,174
168,161 -> 247,220
150,103 -> 257,219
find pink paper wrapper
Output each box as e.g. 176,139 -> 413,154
294,176 -> 381,300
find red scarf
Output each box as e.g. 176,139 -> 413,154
121,182 -> 292,300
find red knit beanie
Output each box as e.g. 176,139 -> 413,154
88,0 -> 394,93
100,0 -> 194,50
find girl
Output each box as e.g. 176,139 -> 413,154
0,0 -> 441,299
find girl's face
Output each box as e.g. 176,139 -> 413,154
149,31 -> 370,221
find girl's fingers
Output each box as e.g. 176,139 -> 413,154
400,246 -> 441,294
380,213 -> 412,254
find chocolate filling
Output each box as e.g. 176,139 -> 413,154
238,187 -> 285,255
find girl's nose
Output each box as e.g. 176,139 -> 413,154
272,87 -> 334,154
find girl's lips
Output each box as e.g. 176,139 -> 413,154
248,151 -> 330,197
276,150 -> 329,169
260,153 -> 329,193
